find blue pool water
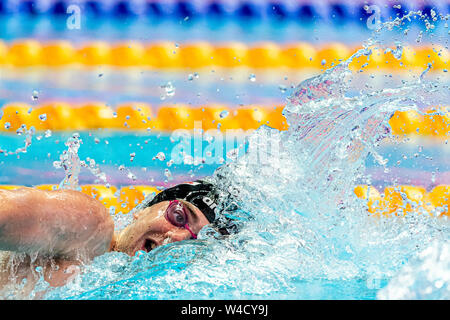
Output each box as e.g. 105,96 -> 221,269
0,131 -> 448,188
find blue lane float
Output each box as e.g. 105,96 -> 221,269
0,0 -> 448,23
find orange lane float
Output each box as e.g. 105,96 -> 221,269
0,40 -> 447,71
178,42 -> 214,69
388,108 -> 449,138
383,185 -> 434,216
75,102 -> 115,130
144,41 -> 179,68
76,41 -> 112,66
113,103 -> 154,130
316,43 -> 351,69
41,41 -> 76,67
246,42 -> 282,69
0,103 -> 46,131
0,40 -> 8,65
353,185 -> 383,214
118,186 -> 159,213
1,102 -> 450,136
155,104 -> 196,131
428,185 -> 450,216
110,42 -> 146,67
354,185 -> 449,217
213,42 -> 248,68
388,110 -> 424,136
6,39 -> 42,67
80,185 -> 121,212
422,108 -> 450,137
281,42 -> 317,69
0,184 -> 159,214
0,184 -> 448,216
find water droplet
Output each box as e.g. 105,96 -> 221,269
44,129 -> 52,138
152,152 -> 166,161
227,148 -> 240,160
249,74 -> 256,82
4,122 -> 11,129
279,85 -> 287,93
164,168 -> 173,180
39,113 -> 47,121
219,110 -> 229,119
321,59 -> 327,66
31,90 -> 39,101
127,171 -> 137,181
160,82 -> 176,99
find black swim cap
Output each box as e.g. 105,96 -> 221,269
142,180 -> 220,223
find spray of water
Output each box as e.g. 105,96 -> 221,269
0,125 -> 35,156
53,133 -> 108,190
17,11 -> 450,299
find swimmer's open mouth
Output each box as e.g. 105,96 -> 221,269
141,238 -> 157,253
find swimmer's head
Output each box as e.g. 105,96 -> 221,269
114,199 -> 210,256
113,181 -> 221,256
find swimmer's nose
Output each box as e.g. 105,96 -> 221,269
166,228 -> 192,243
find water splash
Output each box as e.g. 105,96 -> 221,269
43,11 -> 449,299
53,133 -> 83,190
378,241 -> 450,299
0,125 -> 35,156
53,133 -> 108,190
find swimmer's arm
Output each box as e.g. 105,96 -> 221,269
0,188 -> 114,259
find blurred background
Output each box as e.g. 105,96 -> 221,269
0,0 -> 448,214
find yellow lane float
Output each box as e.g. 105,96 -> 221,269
41,41 -> 76,67
76,41 -> 112,66
6,40 -> 43,67
0,184 -> 448,216
213,42 -> 248,67
110,42 -> 146,67
0,40 -> 447,71
144,41 -> 179,68
354,185 -> 449,217
1,102 -> 449,136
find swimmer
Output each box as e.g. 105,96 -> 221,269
0,180 -> 229,295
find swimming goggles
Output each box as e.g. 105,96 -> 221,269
164,200 -> 197,239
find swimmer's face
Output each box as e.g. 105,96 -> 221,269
114,200 -> 210,256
